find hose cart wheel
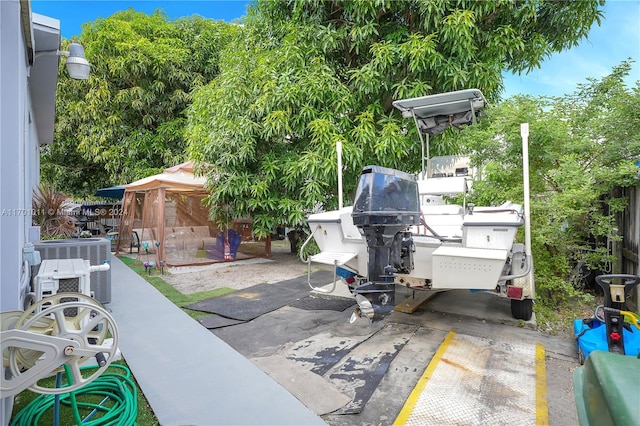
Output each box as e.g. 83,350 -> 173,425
6,293 -> 118,395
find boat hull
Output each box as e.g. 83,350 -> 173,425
307,204 -> 525,292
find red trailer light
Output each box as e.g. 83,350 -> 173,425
507,286 -> 523,300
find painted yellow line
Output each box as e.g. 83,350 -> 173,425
536,342 -> 549,425
393,330 -> 456,425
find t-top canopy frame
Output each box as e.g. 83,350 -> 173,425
392,89 -> 487,178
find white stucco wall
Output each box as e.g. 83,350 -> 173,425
0,0 -> 32,313
1,2 -> 61,422
1,3 -> 24,424
0,2 -> 55,315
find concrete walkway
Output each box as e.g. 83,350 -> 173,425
107,254 -> 325,426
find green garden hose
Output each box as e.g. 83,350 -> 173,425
10,364 -> 138,426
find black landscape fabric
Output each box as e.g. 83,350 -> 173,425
197,315 -> 246,329
184,270 -> 334,321
288,296 -> 355,312
329,323 -> 419,414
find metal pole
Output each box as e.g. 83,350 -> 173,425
337,140 -> 343,209
521,123 -> 535,296
520,123 -> 532,257
411,110 -> 427,179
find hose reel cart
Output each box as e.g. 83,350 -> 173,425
1,259 -> 136,424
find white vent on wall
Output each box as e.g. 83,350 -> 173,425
33,238 -> 111,303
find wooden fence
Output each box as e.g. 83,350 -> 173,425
615,184 -> 640,310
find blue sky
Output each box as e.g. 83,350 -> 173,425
502,0 -> 639,98
32,0 -> 639,99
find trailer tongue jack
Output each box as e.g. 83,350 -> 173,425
350,166 -> 420,321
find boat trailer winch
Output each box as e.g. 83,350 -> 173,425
350,165 -> 421,321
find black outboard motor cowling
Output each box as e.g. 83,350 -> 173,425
351,166 -> 420,321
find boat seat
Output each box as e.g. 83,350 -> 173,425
421,204 -> 463,215
418,176 -> 467,196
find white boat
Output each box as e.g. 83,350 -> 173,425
303,89 -> 534,321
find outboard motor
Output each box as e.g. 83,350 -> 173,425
351,166 -> 421,321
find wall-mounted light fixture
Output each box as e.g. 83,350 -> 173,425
35,42 -> 90,80
63,43 -> 90,79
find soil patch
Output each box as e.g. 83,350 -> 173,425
160,241 -> 329,294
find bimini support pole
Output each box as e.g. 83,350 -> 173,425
410,110 -> 428,179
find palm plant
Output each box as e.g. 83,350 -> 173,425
32,184 -> 77,239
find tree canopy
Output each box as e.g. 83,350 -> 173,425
186,0 -> 604,237
42,9 -> 240,196
457,60 -> 639,306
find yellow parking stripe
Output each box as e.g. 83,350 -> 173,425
394,331 -> 547,425
393,330 -> 456,426
536,343 -> 549,425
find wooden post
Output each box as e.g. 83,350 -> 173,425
157,187 -> 166,267
265,235 -> 272,257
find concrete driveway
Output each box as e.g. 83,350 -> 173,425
210,285 -> 580,426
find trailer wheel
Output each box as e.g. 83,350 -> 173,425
578,347 -> 585,365
511,298 -> 533,321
